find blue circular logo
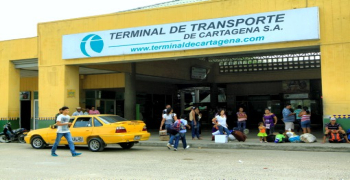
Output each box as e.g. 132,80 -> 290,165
80,34 -> 104,57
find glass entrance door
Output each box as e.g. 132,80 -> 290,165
97,100 -> 116,114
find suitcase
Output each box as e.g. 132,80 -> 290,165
266,135 -> 276,142
231,130 -> 247,142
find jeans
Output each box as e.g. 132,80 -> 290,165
191,121 -> 200,139
51,132 -> 76,155
266,126 -> 275,135
173,133 -> 187,149
301,120 -> 311,128
237,121 -> 246,131
218,125 -> 230,137
168,133 -> 175,145
165,124 -> 172,136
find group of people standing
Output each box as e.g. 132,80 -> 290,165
55,106 -> 100,122
159,103 -> 318,146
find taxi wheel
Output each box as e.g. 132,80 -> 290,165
88,138 -> 105,152
31,136 -> 46,149
119,142 -> 135,149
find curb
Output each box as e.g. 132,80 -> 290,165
136,141 -> 350,152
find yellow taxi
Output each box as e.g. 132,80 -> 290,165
24,115 -> 151,152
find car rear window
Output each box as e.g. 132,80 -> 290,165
98,116 -> 127,124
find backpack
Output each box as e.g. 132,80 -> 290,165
168,120 -> 183,135
329,133 -> 343,143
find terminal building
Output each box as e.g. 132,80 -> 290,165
1,0 -> 349,130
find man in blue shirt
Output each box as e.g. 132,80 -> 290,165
72,107 -> 84,116
282,104 -> 296,132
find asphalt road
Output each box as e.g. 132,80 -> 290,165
0,143 -> 349,180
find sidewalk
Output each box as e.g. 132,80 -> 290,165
136,129 -> 350,152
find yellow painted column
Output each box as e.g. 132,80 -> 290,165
0,60 -> 20,118
321,43 -> 350,116
39,65 -> 80,117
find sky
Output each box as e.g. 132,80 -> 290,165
0,0 -> 172,41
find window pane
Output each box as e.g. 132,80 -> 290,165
94,118 -> 103,127
74,118 -> 92,128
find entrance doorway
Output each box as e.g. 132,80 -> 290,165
20,101 -> 31,130
97,100 -> 116,114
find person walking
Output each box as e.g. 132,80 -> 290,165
163,105 -> 171,115
172,114 -> 191,151
294,105 -> 303,133
263,108 -> 278,135
51,106 -> 82,157
212,109 -> 230,138
160,107 -> 177,135
236,107 -> 247,131
282,104 -> 295,132
298,106 -> 311,134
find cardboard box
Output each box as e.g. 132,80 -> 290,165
215,135 -> 228,143
159,130 -> 167,136
159,136 -> 170,141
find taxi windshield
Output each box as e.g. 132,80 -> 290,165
98,116 -> 127,124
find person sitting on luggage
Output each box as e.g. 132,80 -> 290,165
275,131 -> 286,143
322,117 -> 350,143
212,109 -> 230,138
257,122 -> 267,143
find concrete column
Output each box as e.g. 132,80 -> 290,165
39,65 -> 80,117
210,83 -> 219,109
124,63 -> 136,120
180,91 -> 185,115
0,61 -> 20,118
195,89 -> 200,103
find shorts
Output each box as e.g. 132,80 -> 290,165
284,122 -> 294,130
301,121 -> 311,128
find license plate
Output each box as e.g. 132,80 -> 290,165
134,136 -> 141,140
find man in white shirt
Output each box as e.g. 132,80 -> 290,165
51,106 -> 82,157
72,107 -> 84,116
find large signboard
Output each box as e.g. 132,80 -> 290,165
62,7 -> 319,59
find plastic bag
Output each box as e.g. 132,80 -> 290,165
289,136 -> 300,143
300,133 -> 316,143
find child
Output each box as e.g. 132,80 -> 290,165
257,122 -> 267,143
173,114 -> 191,151
275,131 -> 286,143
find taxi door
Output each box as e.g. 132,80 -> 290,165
70,117 -> 93,145
47,117 -> 75,145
